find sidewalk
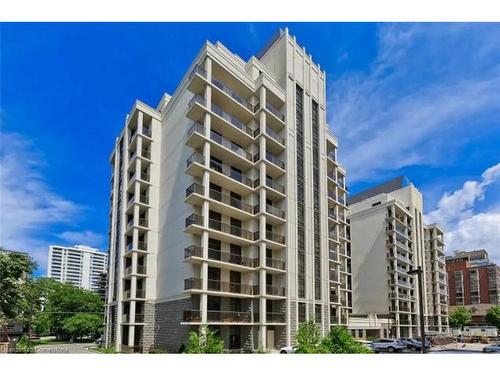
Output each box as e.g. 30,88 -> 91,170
431,342 -> 488,353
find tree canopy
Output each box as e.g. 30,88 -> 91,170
485,305 -> 500,330
449,306 -> 472,329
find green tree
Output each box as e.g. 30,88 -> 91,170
295,320 -> 328,353
63,313 -> 103,342
485,306 -> 500,330
184,326 -> 224,353
321,326 -> 373,354
449,306 -> 472,329
15,335 -> 36,353
0,249 -> 36,322
33,280 -> 104,339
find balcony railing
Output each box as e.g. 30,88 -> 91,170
142,127 -> 152,138
188,94 -> 207,110
209,218 -> 253,240
209,188 -> 253,214
184,245 -> 256,268
253,127 -> 285,145
186,151 -> 205,168
254,177 -> 285,194
184,278 -> 258,295
254,102 -> 285,122
254,152 -> 285,170
183,310 -> 255,323
328,209 -> 337,221
211,78 -> 252,111
210,130 -> 253,162
254,230 -> 285,244
123,289 -> 146,299
266,312 -> 286,323
327,150 -> 336,162
266,257 -> 286,270
138,218 -> 148,228
254,203 -> 285,219
208,156 -> 254,188
211,103 -> 253,136
189,64 -> 207,81
266,285 -> 285,296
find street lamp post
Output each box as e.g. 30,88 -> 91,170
408,266 -> 426,354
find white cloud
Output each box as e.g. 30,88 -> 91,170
0,131 -> 101,272
329,23 -> 500,183
424,163 -> 500,263
58,230 -> 105,248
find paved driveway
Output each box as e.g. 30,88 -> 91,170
35,343 -> 94,354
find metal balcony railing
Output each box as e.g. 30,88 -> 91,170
209,188 -> 253,214
254,102 -> 285,122
253,126 -> 285,145
184,245 -> 256,268
142,127 -> 152,138
138,218 -> 148,228
184,278 -> 258,295
327,150 -> 336,162
183,310 -> 255,323
266,312 -> 286,323
211,103 -> 253,136
254,177 -> 285,194
188,94 -> 207,110
211,78 -> 252,111
186,151 -> 205,168
208,218 -> 253,240
209,157 -> 254,188
253,230 -> 285,244
254,152 -> 285,170
189,64 -> 207,81
210,130 -> 253,162
266,285 -> 285,296
265,257 -> 285,270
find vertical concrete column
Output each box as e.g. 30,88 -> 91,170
259,86 -> 267,136
201,139 -> 211,325
137,111 -> 144,134
128,324 -> 135,349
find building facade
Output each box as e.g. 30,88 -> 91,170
47,245 -> 108,292
348,177 -> 449,338
105,28 -> 352,353
446,250 -> 500,324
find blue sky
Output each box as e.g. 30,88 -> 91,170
1,22 -> 499,274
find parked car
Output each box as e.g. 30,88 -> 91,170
482,343 -> 500,353
402,338 -> 430,351
279,346 -> 297,354
369,339 -> 406,353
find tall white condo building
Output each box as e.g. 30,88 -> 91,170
105,28 -> 352,353
48,245 -> 108,292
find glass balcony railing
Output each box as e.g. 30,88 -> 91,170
254,230 -> 285,244
265,257 -> 285,270
253,127 -> 285,145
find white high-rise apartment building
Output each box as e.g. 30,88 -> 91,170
47,245 -> 108,292
105,29 -> 352,353
348,177 -> 449,338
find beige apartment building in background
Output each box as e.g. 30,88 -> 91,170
347,177 -> 449,339
105,29 -> 352,353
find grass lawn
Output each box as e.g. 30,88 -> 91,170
89,347 -> 118,354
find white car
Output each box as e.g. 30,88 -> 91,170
279,346 -> 297,354
369,339 -> 406,353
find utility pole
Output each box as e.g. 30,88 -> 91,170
408,266 -> 426,354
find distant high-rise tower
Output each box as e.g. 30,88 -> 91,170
348,177 -> 449,338
48,245 -> 108,292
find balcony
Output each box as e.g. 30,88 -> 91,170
254,102 -> 285,128
210,102 -> 253,142
254,203 -> 285,224
265,257 -> 286,271
388,292 -> 415,302
123,289 -> 146,300
254,152 -> 285,177
184,245 -> 257,269
185,183 -> 253,220
266,285 -> 286,297
184,278 -> 258,296
186,152 -> 254,195
266,312 -> 286,323
187,65 -> 208,94
184,214 -> 254,245
254,230 -> 285,248
253,126 -> 285,153
254,177 -> 285,199
183,310 -> 256,324
122,313 -> 145,324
